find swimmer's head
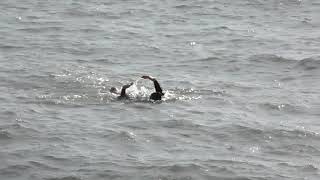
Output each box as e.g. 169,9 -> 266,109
110,87 -> 119,94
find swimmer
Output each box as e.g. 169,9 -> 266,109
141,75 -> 164,101
110,75 -> 164,101
110,82 -> 133,100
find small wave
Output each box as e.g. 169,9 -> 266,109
159,119 -> 207,131
263,128 -> 319,144
220,81 -> 260,93
0,164 -> 32,177
78,27 -> 104,33
219,124 -> 264,140
0,45 -> 25,50
258,102 -> 307,114
279,128 -> 319,138
45,176 -> 81,180
43,155 -> 69,162
29,161 -> 60,171
0,123 -> 39,134
278,162 -> 318,172
163,163 -> 202,172
2,110 -> 17,116
282,144 -> 320,154
215,25 -> 233,31
174,4 -> 202,10
249,54 -> 320,71
203,159 -> 273,179
184,56 -> 221,63
63,6 -> 95,18
103,130 -> 137,142
295,57 -> 320,70
135,163 -> 209,179
300,164 -> 318,172
95,171 -> 123,179
18,26 -> 63,33
0,130 -> 12,139
248,54 -> 295,64
93,58 -> 122,65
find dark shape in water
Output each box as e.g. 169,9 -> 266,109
110,75 -> 164,101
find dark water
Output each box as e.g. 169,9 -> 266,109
1,0 -> 320,179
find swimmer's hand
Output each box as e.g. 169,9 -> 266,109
141,75 -> 155,81
123,82 -> 134,89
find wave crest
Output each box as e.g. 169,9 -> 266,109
295,57 -> 320,70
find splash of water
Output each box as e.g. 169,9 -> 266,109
126,79 -> 153,100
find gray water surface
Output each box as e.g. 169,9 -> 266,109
1,0 -> 320,179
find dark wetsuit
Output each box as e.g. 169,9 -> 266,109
149,79 -> 164,101
117,79 -> 163,101
118,83 -> 132,100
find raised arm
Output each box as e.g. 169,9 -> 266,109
141,75 -> 163,94
153,79 -> 162,93
120,82 -> 133,97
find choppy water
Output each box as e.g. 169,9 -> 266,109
1,0 -> 320,179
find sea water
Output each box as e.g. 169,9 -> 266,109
0,0 -> 319,179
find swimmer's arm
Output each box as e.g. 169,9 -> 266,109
141,75 -> 163,93
153,79 -> 163,93
120,82 -> 133,97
